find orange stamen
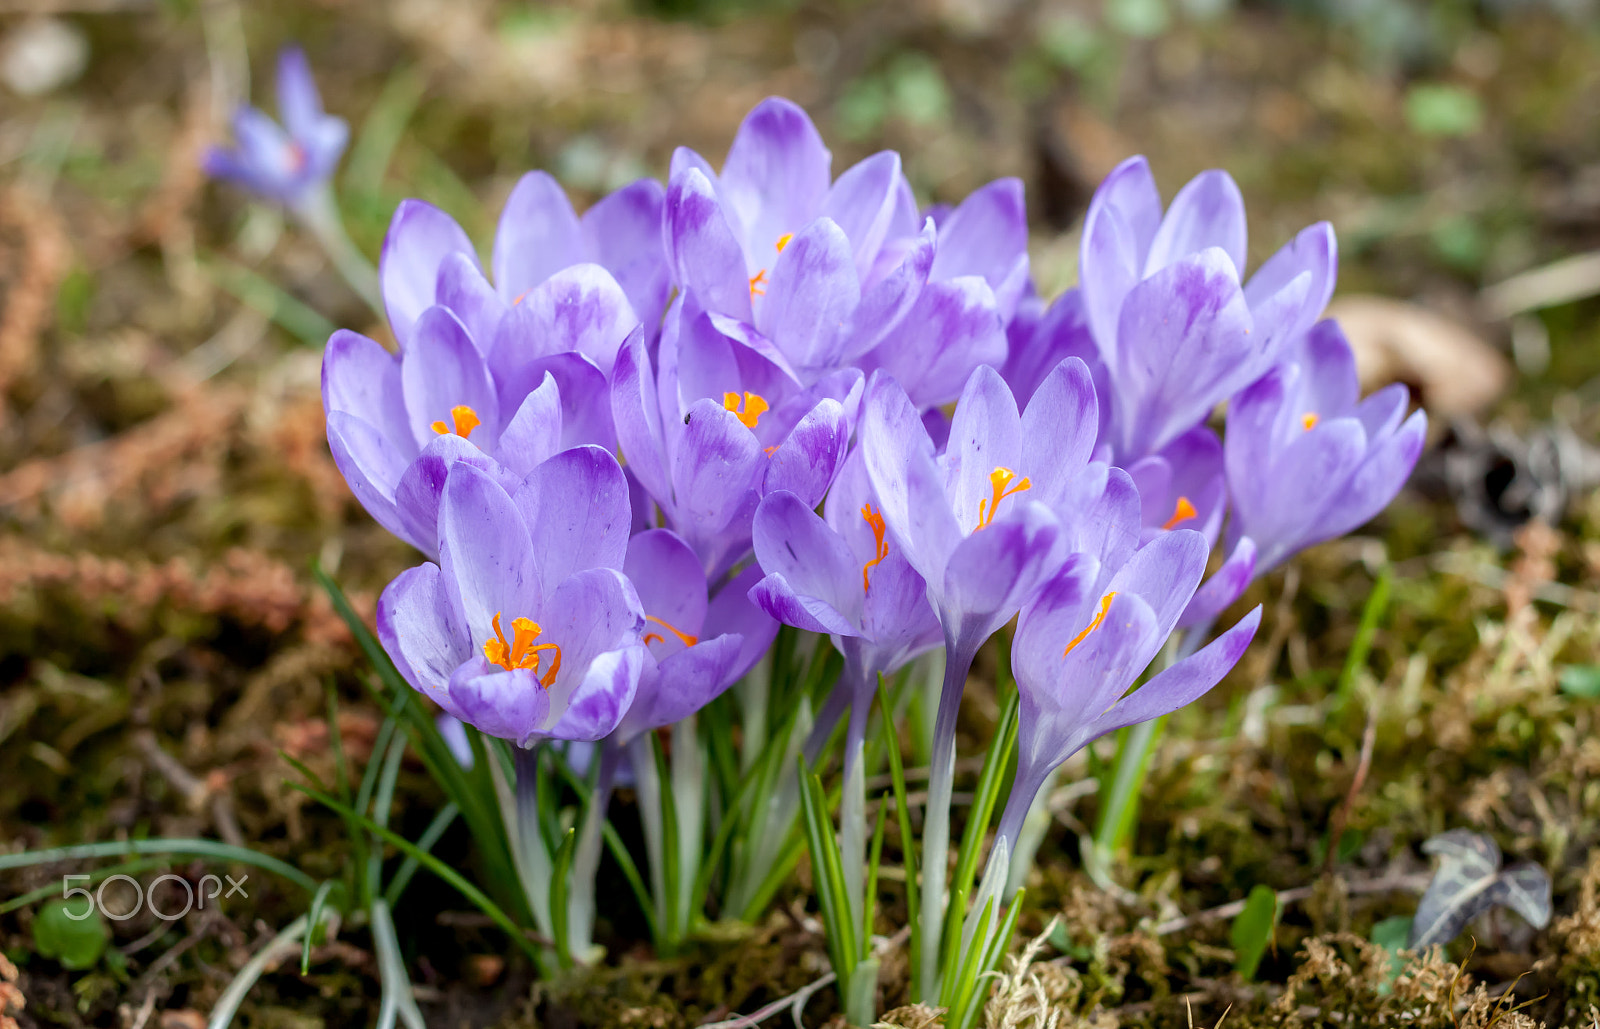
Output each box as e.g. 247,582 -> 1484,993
975,467 -> 1032,531
749,269 -> 769,297
722,391 -> 769,429
775,233 -> 793,253
1162,495 -> 1198,531
483,612 -> 561,686
860,503 -> 890,593
1063,592 -> 1117,657
431,404 -> 482,439
1301,412 -> 1319,431
643,614 -> 699,649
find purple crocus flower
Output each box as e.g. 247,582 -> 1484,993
993,532 -> 1262,855
614,529 -> 778,745
203,47 -> 348,210
749,447 -> 944,753
1079,156 -> 1338,463
1225,318 -> 1427,575
664,97 -> 1012,405
322,293 -> 637,558
381,172 -> 667,351
377,455 -> 645,747
611,295 -> 857,578
861,360 -> 1102,991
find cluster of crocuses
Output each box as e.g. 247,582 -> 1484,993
290,83 -> 1425,1018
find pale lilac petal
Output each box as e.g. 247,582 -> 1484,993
378,562 -> 469,705
322,329 -> 411,457
945,365 -> 1024,532
749,574 -> 858,636
836,220 -> 935,364
705,564 -> 779,675
1179,537 -> 1256,629
1143,169 -> 1247,277
751,489 -> 862,631
400,306 -> 500,450
756,218 -> 861,372
437,463 -> 538,645
672,399 -> 764,543
1244,221 -> 1337,349
720,97 -> 832,257
494,373 -> 564,479
394,432 -> 512,559
861,374 -> 962,585
930,178 -> 1029,319
514,445 -> 633,597
274,47 -> 323,141
581,177 -> 669,330
822,151 -> 903,279
326,412 -> 413,546
1305,410 -> 1426,546
1082,605 -> 1261,743
625,528 -> 709,644
763,398 -> 850,507
940,502 -> 1064,640
623,635 -> 744,742
1105,528 -> 1210,639
381,200 -> 478,350
666,167 -> 753,321
435,251 -> 506,354
1020,356 -> 1100,513
610,336 -> 671,505
547,647 -> 644,743
1011,557 -> 1098,705
492,171 -> 584,305
1079,156 -> 1162,357
862,276 -> 1007,408
447,661 -> 552,747
509,264 -> 636,376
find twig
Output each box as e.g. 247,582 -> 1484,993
1322,701 -> 1378,875
1152,872 -> 1432,935
696,971 -> 838,1029
1481,250 -> 1600,319
128,988 -> 158,1029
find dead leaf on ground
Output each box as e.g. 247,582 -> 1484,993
1327,294 -> 1511,418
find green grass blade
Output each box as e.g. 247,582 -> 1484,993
549,826 -> 578,969
288,782 -> 540,964
384,803 -> 459,908
1335,565 -> 1393,709
652,733 -> 682,945
300,880 -> 338,974
946,687 -> 1019,949
326,684 -> 353,803
0,858 -> 168,915
876,676 -> 920,995
201,255 -> 337,347
0,840 -> 315,893
367,726 -> 409,894
797,759 -> 854,976
864,795 -> 888,946
601,821 -> 659,941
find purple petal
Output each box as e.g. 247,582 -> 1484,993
763,398 -> 850,507
400,306 -> 500,451
494,373 -> 564,479
1011,557 -> 1097,707
622,634 -> 744,742
666,167 -> 752,321
546,647 -> 644,743
1179,537 -> 1256,629
378,562 -> 469,705
1305,409 -> 1426,547
945,365 -> 1024,531
860,373 -> 962,585
394,432 -> 513,559
1020,356 -> 1100,513
626,528 -> 710,644
671,399 -> 764,555
513,445 -> 632,597
1082,605 -> 1262,743
1001,287 -> 1105,410
930,178 -> 1029,320
438,462 -> 538,645
326,411 -> 414,547
322,329 -> 411,456
1244,221 -> 1337,350
1079,156 -> 1162,358
610,336 -> 671,507
756,218 -> 861,372
751,489 -> 862,632
274,47 -> 324,141
505,263 -> 637,376
1143,169 -> 1247,277
720,97 -> 832,258
447,660 -> 553,747
940,502 -> 1064,640
822,151 -> 903,279
836,220 -> 935,364
435,251 -> 506,354
862,276 -> 1007,408
1105,528 -> 1210,640
582,177 -> 669,330
492,171 -> 584,306
706,564 -> 779,675
381,200 -> 478,350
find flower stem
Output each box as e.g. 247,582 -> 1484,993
917,634 -> 978,1005
293,186 -> 382,317
567,743 -> 619,961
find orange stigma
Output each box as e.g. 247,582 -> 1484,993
1162,495 -> 1198,531
975,467 -> 1032,530
748,269 -> 769,297
483,612 -> 561,686
642,614 -> 699,649
1063,592 -> 1117,657
431,405 -> 482,439
860,503 -> 890,593
723,391 -> 769,429
775,233 -> 793,253
1301,412 -> 1319,431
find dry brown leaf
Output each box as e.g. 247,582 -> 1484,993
1327,294 -> 1510,418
